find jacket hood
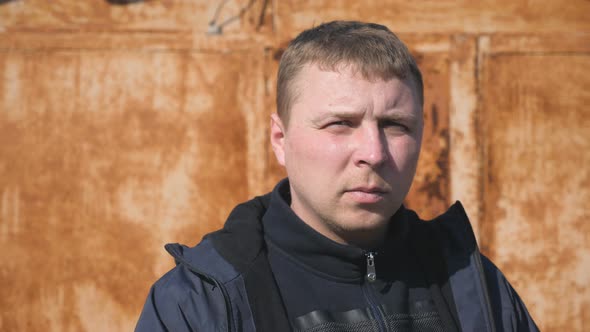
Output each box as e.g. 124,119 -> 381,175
165,193 -> 273,277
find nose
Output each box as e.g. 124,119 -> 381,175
353,124 -> 388,168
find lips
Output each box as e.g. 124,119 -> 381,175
348,186 -> 388,194
345,186 -> 389,204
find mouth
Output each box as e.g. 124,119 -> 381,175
345,187 -> 389,203
347,185 -> 390,193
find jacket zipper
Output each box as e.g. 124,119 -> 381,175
362,251 -> 386,331
366,252 -> 377,282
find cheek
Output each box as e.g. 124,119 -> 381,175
288,132 -> 345,163
389,136 -> 422,167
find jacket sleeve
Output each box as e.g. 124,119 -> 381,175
480,254 -> 540,332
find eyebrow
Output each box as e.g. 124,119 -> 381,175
308,109 -> 363,125
377,111 -> 420,123
311,108 -> 419,124
333,110 -> 416,120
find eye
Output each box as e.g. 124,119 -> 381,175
324,119 -> 355,129
321,119 -> 357,133
381,120 -> 409,132
329,120 -> 353,127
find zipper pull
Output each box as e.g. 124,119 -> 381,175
365,252 -> 377,282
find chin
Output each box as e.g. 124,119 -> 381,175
342,215 -> 390,232
358,207 -> 395,222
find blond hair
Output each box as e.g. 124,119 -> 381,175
276,21 -> 423,125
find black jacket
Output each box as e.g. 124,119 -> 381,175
136,193 -> 539,331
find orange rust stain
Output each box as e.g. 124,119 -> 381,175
0,1 -> 254,33
0,49 -> 259,331
274,0 -> 590,37
404,51 -> 451,219
481,54 -> 590,331
0,2 -> 588,331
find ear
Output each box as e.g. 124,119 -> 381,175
270,113 -> 286,166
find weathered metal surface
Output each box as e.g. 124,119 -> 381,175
0,0 -> 271,34
0,49 -> 265,331
0,1 -> 588,331
403,41 -> 452,220
448,35 -> 481,236
480,50 -> 590,331
274,0 -> 590,37
487,33 -> 590,54
0,30 -> 275,52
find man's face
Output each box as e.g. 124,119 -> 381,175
271,64 -> 423,247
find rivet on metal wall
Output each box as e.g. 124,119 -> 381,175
208,0 -> 256,35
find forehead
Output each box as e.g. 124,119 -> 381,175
295,62 -> 375,89
291,63 -> 420,114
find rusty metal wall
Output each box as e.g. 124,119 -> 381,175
0,1 -> 589,331
478,37 -> 590,330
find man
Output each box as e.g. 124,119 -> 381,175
136,21 -> 538,331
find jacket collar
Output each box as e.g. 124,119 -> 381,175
262,179 -> 410,281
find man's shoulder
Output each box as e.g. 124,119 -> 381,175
402,203 -> 540,331
148,192 -> 273,294
136,240 -> 235,332
144,240 -> 238,304
136,193 -> 280,331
